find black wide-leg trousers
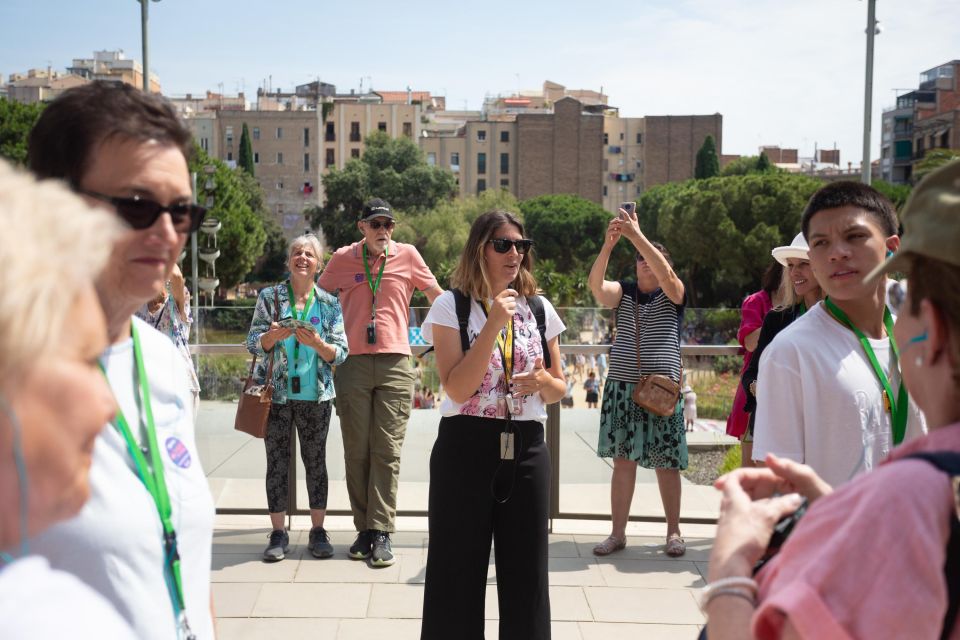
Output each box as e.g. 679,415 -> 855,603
421,415 -> 551,640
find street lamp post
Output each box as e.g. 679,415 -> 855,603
139,0 -> 160,92
861,0 -> 878,185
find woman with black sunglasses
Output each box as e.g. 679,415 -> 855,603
420,211 -> 566,639
26,81 -> 217,639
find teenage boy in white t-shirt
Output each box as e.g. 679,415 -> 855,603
753,182 -> 926,487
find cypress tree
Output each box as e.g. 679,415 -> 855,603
238,122 -> 255,176
694,135 -> 720,179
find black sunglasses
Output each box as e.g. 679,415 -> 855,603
364,219 -> 395,230
82,191 -> 207,233
488,238 -> 534,254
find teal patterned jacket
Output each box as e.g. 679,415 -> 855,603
245,283 -> 348,403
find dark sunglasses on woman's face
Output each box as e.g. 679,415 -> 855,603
488,238 -> 534,254
365,219 -> 395,230
82,191 -> 207,233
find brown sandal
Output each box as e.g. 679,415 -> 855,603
665,534 -> 686,557
592,535 -> 626,556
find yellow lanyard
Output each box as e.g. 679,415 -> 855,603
481,301 -> 514,385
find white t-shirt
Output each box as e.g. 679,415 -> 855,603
422,292 -> 565,423
753,302 -> 927,487
32,316 -> 215,640
0,556 -> 135,639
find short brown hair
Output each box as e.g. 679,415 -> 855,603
906,255 -> 960,388
27,81 -> 192,189
450,210 -> 538,299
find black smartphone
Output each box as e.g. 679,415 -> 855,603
620,201 -> 636,217
290,376 -> 301,394
366,323 -> 377,344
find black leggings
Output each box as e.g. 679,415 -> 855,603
421,415 -> 551,640
264,399 -> 332,512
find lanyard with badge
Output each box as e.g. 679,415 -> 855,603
99,323 -> 195,639
479,299 -> 519,460
286,281 -> 315,394
362,243 -> 388,344
824,297 -> 909,445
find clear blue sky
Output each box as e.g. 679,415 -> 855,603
2,0 -> 956,162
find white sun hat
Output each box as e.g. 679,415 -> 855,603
771,232 -> 810,266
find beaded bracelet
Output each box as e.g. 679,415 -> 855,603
702,587 -> 756,608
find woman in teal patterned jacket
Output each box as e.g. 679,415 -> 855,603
246,233 -> 348,562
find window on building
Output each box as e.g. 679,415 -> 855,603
636,133 -> 643,144
253,127 -> 260,140
603,133 -> 609,145
278,203 -> 284,215
254,152 -> 259,164
277,152 -> 283,164
941,131 -> 950,148
637,185 -> 643,195
225,126 -> 234,146
500,131 -> 510,143
500,178 -> 509,188
200,138 -> 209,151
276,181 -> 284,190
604,158 -> 609,171
326,149 -> 335,167
402,122 -> 413,138
378,121 -> 387,132
602,185 -> 608,196
277,127 -> 283,139
500,153 -> 509,175
325,122 -> 335,141
619,132 -> 624,141
304,128 -> 310,147
477,130 -> 486,142
350,122 -> 361,142
477,179 -> 487,194
227,151 -> 233,161
351,148 -> 360,159
304,153 -> 310,172
427,152 -> 437,166
451,152 -> 460,168
477,152 -> 486,174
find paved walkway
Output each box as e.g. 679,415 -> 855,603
198,401 -> 731,638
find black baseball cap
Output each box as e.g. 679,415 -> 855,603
359,198 -> 395,221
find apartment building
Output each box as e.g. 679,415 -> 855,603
67,50 -> 161,93
881,60 -> 960,184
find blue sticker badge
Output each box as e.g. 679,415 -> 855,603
310,316 -> 320,325
354,273 -> 365,283
165,437 -> 192,469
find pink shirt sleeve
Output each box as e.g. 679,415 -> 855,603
753,460 -> 956,640
318,249 -> 349,293
738,290 -> 772,347
407,245 -> 438,292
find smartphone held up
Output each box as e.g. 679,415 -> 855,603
619,201 -> 636,218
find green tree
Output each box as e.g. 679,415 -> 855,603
0,98 -> 45,165
187,145 -> 267,292
914,148 -> 960,183
308,131 -> 457,248
756,151 -> 772,173
238,123 -> 254,177
872,179 -> 912,211
641,172 -> 822,306
694,135 -> 720,179
247,216 -> 288,283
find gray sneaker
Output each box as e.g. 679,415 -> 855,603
348,530 -> 372,560
370,530 -> 395,567
263,529 -> 289,562
308,526 -> 334,559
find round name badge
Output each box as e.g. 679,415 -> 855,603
310,316 -> 320,325
165,437 -> 193,469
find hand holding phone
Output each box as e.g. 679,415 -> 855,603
620,202 -> 637,218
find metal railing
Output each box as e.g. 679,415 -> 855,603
194,343 -> 740,528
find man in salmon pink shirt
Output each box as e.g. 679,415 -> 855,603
319,198 -> 443,567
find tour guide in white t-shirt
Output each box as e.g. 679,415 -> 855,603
753,182 -> 926,487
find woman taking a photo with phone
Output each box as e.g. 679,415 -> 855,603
246,233 -> 348,562
419,210 -> 566,640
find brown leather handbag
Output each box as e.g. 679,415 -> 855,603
630,291 -> 682,417
234,288 -> 280,438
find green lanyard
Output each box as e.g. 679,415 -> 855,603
285,282 -> 316,362
99,323 -> 190,630
362,243 -> 388,320
823,297 -> 909,444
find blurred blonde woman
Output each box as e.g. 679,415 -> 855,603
0,161 -> 134,637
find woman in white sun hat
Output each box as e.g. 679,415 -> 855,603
740,233 -> 823,452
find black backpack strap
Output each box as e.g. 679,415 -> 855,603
904,451 -> 960,640
451,288 -> 472,354
526,295 -> 551,370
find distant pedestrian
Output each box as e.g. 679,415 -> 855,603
682,385 -> 697,432
584,370 -> 600,408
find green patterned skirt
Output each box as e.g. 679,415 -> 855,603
597,379 -> 688,469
